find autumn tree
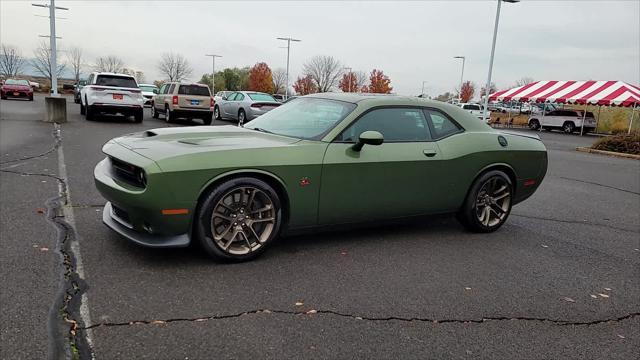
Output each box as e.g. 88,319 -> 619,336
460,81 -> 475,102
0,44 -> 25,78
293,75 -> 318,95
157,52 -> 192,82
248,62 -> 274,93
365,69 -> 393,94
272,68 -> 287,94
302,55 -> 342,92
338,72 -> 357,92
94,56 -> 124,73
32,41 -> 66,86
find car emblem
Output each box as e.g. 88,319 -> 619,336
299,177 -> 311,187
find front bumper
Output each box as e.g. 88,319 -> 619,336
2,90 -> 32,98
102,202 -> 190,248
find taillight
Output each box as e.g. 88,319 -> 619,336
90,86 -> 106,91
128,89 -> 141,93
172,96 -> 178,105
251,103 -> 263,108
210,97 -> 215,107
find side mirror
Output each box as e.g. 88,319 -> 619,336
153,89 -> 158,94
352,131 -> 384,152
222,96 -> 227,100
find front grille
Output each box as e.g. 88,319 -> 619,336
111,205 -> 131,223
109,157 -> 146,188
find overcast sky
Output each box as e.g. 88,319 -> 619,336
1,0 -> 638,96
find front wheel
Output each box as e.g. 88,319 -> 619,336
457,170 -> 513,233
238,109 -> 246,125
529,119 -> 540,130
196,177 -> 282,262
563,122 -> 575,134
151,104 -> 159,119
214,106 -> 221,120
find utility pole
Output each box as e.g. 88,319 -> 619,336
32,0 -> 68,96
421,81 -> 428,97
454,56 -> 465,102
277,37 -> 301,99
205,54 -> 222,94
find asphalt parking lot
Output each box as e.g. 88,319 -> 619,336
1,94 -> 639,359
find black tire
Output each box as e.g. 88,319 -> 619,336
563,121 -> 575,134
74,96 -> 80,104
214,106 -> 221,120
165,106 -> 172,123
203,113 -> 213,125
0,95 -> 6,100
85,104 -> 94,121
151,103 -> 159,119
238,109 -> 246,124
29,95 -> 34,101
134,109 -> 143,123
195,177 -> 283,262
529,119 -> 540,130
457,170 -> 513,233
80,101 -> 85,115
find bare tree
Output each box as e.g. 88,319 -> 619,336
157,52 -> 192,82
32,41 -> 66,86
302,55 -> 343,92
94,56 -> 125,73
66,46 -> 83,83
515,77 -> 535,87
122,68 -> 145,83
0,44 -> 25,78
272,68 -> 287,94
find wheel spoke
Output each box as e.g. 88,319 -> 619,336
493,192 -> 510,201
251,205 -> 272,215
251,217 -> 274,223
212,212 -> 232,222
247,224 -> 261,243
246,188 -> 257,209
490,204 -> 505,216
222,230 -> 238,249
241,231 -> 253,249
482,206 -> 491,226
493,185 -> 507,195
214,223 -> 234,241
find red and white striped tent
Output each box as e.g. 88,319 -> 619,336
488,80 -> 640,107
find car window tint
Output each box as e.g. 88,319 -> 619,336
95,75 -> 137,88
227,93 -> 237,101
235,93 -> 245,101
177,85 -> 210,96
168,84 -> 176,94
248,93 -> 276,102
425,109 -> 461,139
339,108 -> 431,142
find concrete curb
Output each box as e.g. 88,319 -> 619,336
576,147 -> 640,160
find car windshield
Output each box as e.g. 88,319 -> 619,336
139,86 -> 158,93
247,93 -> 276,102
96,75 -> 137,88
245,98 -> 356,140
5,79 -> 29,86
178,85 -> 210,96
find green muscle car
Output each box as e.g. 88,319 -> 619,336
95,93 -> 547,261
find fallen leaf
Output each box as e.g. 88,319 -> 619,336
194,318 -> 207,322
36,208 -> 45,214
33,245 -> 39,248
151,320 -> 166,325
41,180 -> 47,183
604,288 -> 612,291
341,251 -> 347,255
40,247 -> 49,252
306,309 -> 317,315
590,294 -> 598,299
263,309 -> 271,314
563,297 -> 576,303
617,334 -> 625,339
598,293 -> 609,298
541,244 -> 549,248
464,287 -> 472,290
634,248 -> 639,252
355,316 -> 363,320
295,301 -> 304,306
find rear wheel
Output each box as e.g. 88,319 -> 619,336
151,103 -> 159,119
214,106 -> 221,120
529,119 -> 540,130
134,109 -> 143,123
203,113 -> 213,125
563,121 -> 575,134
165,106 -> 172,123
238,109 -> 246,125
85,100 -> 94,121
196,177 -> 282,262
458,170 -> 513,233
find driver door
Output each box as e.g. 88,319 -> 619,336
318,107 -> 444,225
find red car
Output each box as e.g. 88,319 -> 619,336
1,79 -> 34,101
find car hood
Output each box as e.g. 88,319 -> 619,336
112,125 -> 301,162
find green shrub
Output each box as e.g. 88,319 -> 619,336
592,132 -> 640,155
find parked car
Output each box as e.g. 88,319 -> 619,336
214,91 -> 233,104
528,109 -> 596,133
95,93 -> 548,261
151,82 -> 213,125
80,72 -> 144,122
1,79 -> 33,101
138,83 -> 158,107
214,91 -> 281,124
458,103 -> 491,122
74,79 -> 87,104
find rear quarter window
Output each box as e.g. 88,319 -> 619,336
95,75 -> 137,88
178,85 -> 210,96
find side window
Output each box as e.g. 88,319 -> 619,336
235,93 -> 245,101
158,84 -> 167,94
87,74 -> 94,85
227,93 -> 237,101
338,108 -> 431,142
425,109 -> 462,139
168,84 -> 176,94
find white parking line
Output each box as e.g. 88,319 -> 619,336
56,124 -> 96,358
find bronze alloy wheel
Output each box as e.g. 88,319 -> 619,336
210,186 -> 276,255
474,176 -> 511,227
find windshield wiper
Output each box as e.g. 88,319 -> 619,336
250,127 -> 274,134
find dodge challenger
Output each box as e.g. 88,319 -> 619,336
95,93 -> 548,261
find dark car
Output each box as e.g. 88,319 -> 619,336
1,79 -> 33,101
74,79 -> 87,104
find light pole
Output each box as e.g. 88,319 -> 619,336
205,54 -> 222,94
454,56 -> 465,102
32,0 -> 68,96
482,0 -> 519,123
343,67 -> 352,92
421,81 -> 428,97
277,37 -> 301,99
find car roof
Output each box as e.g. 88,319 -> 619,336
93,72 -> 134,78
138,83 -> 157,87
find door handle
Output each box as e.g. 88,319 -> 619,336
423,149 -> 437,157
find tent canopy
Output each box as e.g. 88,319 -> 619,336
488,80 -> 640,107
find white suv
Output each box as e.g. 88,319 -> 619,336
80,72 -> 144,122
528,109 -> 596,134
459,103 -> 491,123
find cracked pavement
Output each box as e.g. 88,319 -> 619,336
1,94 -> 639,359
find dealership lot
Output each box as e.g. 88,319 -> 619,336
1,95 -> 638,358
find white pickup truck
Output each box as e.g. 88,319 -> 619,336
459,103 -> 491,123
528,109 -> 596,134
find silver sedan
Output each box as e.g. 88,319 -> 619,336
214,91 -> 281,124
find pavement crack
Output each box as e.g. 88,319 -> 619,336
80,309 -> 640,330
557,176 -> 640,196
511,213 -> 639,234
0,126 -> 60,165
